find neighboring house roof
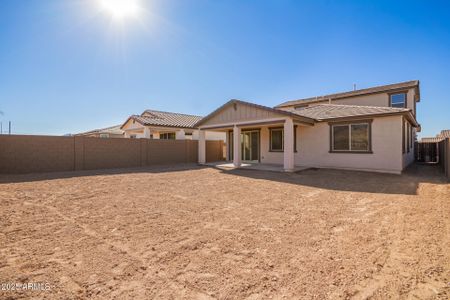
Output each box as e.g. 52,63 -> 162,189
289,104 -> 418,125
437,129 -> 450,139
122,109 -> 203,129
420,137 -> 444,143
194,99 -> 316,127
275,80 -> 420,108
77,125 -> 124,136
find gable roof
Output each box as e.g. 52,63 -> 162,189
194,99 -> 316,127
420,137 -> 444,143
437,129 -> 450,139
77,125 -> 124,136
121,109 -> 203,129
276,80 -> 420,108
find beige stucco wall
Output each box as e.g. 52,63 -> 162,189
279,88 -> 418,116
225,116 -> 405,173
294,115 -> 404,174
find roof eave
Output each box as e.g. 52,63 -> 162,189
195,99 -> 315,128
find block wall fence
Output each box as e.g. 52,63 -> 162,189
0,135 -> 224,174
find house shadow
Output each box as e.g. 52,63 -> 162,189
214,163 -> 448,195
0,162 -> 446,196
0,163 -> 208,184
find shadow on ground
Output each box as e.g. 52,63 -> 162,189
216,163 -> 448,195
0,163 -> 447,195
0,163 -> 207,184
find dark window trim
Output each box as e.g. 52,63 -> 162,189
328,119 -> 373,153
269,127 -> 283,152
388,91 -> 408,108
160,132 -> 176,140
268,126 -> 297,153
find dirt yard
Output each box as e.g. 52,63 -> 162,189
0,164 -> 449,299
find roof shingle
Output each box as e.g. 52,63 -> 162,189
288,104 -> 412,121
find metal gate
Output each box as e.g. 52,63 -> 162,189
415,142 -> 439,163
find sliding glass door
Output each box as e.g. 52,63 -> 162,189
229,130 -> 260,162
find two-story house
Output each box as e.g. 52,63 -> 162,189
195,80 -> 420,174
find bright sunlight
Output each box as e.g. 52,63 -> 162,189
98,0 -> 142,21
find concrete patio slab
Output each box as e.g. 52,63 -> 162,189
206,162 -> 309,172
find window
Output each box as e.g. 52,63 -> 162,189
99,133 -> 109,138
269,127 -> 298,152
330,122 -> 371,152
130,134 -> 137,139
160,132 -> 176,140
390,93 -> 407,108
270,128 -> 283,151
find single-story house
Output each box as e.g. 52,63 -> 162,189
121,109 -> 225,141
76,125 -> 124,138
195,80 -> 421,174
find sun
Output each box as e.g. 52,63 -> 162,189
98,0 -> 141,20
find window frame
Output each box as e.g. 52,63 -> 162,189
269,128 -> 284,152
160,132 -> 176,140
389,92 -> 407,108
268,126 -> 297,153
329,120 -> 373,154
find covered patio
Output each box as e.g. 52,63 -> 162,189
195,100 -> 315,172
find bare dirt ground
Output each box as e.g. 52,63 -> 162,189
0,164 -> 449,299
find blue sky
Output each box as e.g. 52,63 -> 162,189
0,0 -> 449,137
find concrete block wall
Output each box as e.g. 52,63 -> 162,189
0,135 -> 224,174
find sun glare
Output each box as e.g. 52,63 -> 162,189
99,0 -> 141,20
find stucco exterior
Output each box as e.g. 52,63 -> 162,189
227,115 -> 406,174
294,115 -> 404,174
278,87 -> 418,116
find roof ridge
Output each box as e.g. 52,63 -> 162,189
143,109 -> 203,118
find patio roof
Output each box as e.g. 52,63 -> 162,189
194,99 -> 316,128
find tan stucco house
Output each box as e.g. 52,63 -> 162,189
121,109 -> 225,141
196,80 -> 420,174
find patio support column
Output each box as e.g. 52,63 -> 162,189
198,129 -> 206,164
143,127 -> 151,139
225,131 -> 230,161
233,125 -> 241,167
176,129 -> 186,140
283,118 -> 295,172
